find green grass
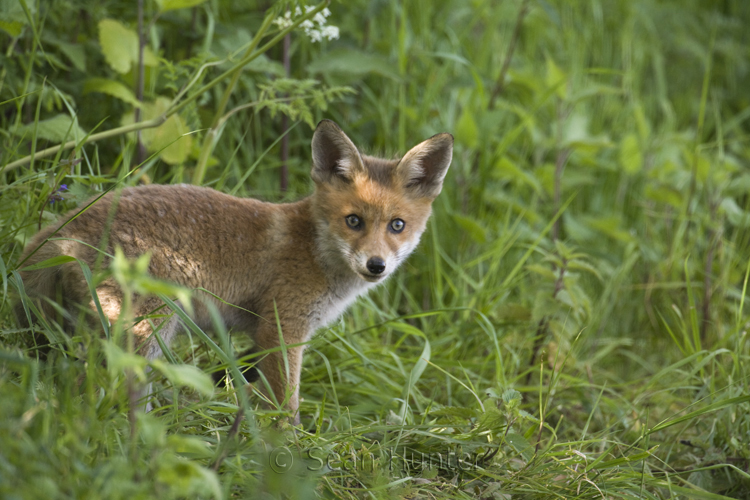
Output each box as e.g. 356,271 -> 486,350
2,0 -> 750,498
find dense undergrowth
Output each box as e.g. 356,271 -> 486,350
2,0 -> 750,498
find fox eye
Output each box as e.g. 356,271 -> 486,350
345,214 -> 362,229
390,219 -> 405,233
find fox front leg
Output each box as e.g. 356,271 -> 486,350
254,321 -> 307,425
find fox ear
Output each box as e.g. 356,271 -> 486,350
311,120 -> 364,184
396,133 -> 454,198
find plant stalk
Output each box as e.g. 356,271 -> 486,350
488,0 -> 530,110
192,11 -> 276,185
279,33 -> 291,192
134,0 -> 147,167
4,1 -> 329,174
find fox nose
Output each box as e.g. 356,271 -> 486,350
366,257 -> 386,275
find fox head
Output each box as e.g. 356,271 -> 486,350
310,120 -> 453,283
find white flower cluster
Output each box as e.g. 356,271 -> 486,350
273,6 -> 340,42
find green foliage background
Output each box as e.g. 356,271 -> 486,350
1,0 -> 750,498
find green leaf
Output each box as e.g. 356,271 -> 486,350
452,214 -> 487,243
98,19 -> 158,74
502,389 -> 522,406
156,0 -> 208,13
12,115 -> 87,142
0,0 -> 32,35
138,412 -> 167,447
647,395 -> 750,434
619,133 -> 642,174
409,334 -> 431,388
150,113 -> 192,165
0,255 -> 7,308
156,455 -> 222,499
526,264 -> 557,280
99,19 -> 136,74
634,104 -> 651,142
567,260 -> 603,281
477,407 -> 505,432
307,49 -> 401,81
123,97 -> 193,164
84,78 -> 141,107
506,432 -> 534,461
245,54 -> 286,76
493,156 -> 542,194
0,19 -> 23,36
54,41 -> 86,71
584,216 -> 635,242
150,360 -> 214,397
721,198 -> 750,228
645,184 -> 683,208
20,255 -> 77,272
545,57 -> 567,99
167,435 -> 213,457
589,450 -> 651,470
102,340 -> 148,379
429,406 -> 477,420
455,108 -> 479,150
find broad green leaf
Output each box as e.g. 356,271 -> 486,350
506,432 -> 534,461
102,340 -> 148,380
619,133 -> 642,174
567,260 -> 603,281
502,389 -> 522,405
545,57 -> 567,99
477,407 -> 505,431
98,19 -> 158,74
123,97 -> 193,165
99,19 -> 136,74
149,113 -> 193,165
12,114 -> 87,142
0,0 -> 32,35
688,470 -> 712,492
167,435 -> 213,458
720,198 -> 750,228
150,360 -> 214,397
562,113 -> 589,144
54,41 -> 86,71
725,174 -> 750,196
137,412 -> 167,447
156,0 -> 208,13
0,19 -> 23,36
156,455 -> 222,499
84,78 -> 141,107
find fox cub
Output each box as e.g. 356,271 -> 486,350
17,120 -> 453,421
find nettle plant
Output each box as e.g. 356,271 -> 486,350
1,0 -> 351,187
